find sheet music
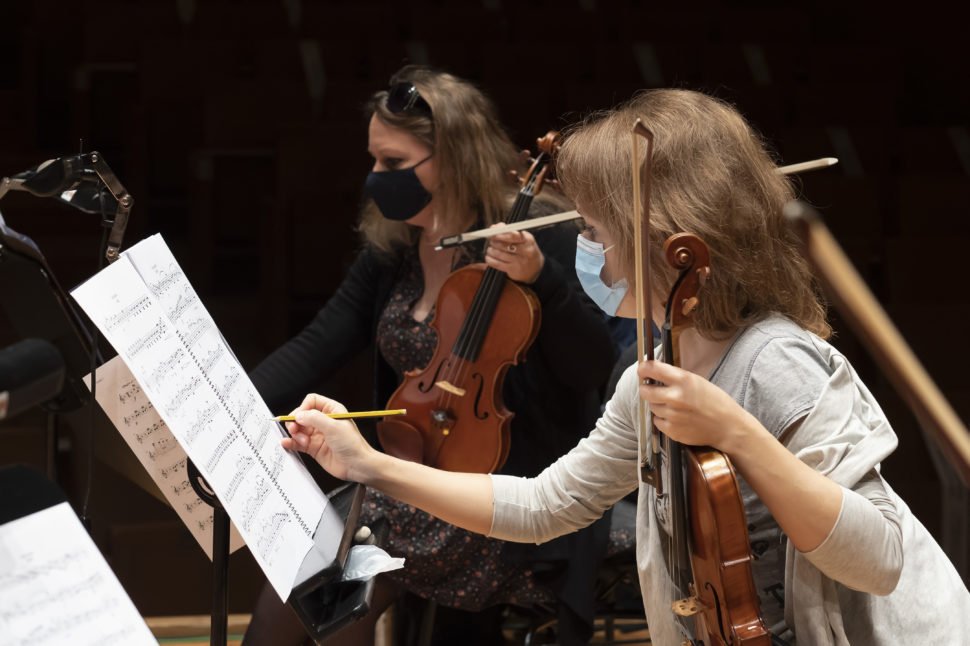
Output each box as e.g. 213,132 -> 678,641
0,501 -> 157,646
71,234 -> 328,600
84,355 -> 246,559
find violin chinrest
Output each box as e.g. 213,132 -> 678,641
377,419 -> 425,464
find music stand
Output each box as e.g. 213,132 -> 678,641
289,481 -> 376,643
184,455 -> 374,646
2,180 -> 374,644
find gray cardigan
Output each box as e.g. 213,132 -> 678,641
488,315 -> 970,645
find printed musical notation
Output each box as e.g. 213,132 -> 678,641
134,419 -> 165,444
102,295 -> 151,333
183,315 -> 213,348
257,512 -> 290,561
117,379 -> 140,404
240,475 -> 271,533
225,455 -> 255,502
125,319 -> 166,357
147,262 -> 182,296
147,436 -> 178,461
122,401 -> 154,427
235,391 -> 257,431
205,432 -> 238,474
0,502 -> 157,645
85,356 -> 244,560
159,457 -> 186,480
201,344 -> 225,373
169,290 -> 199,323
72,234 -> 329,600
186,402 -> 218,445
148,346 -> 185,391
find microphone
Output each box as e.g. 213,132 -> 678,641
12,156 -> 116,214
59,178 -> 120,215
0,339 -> 66,421
12,155 -> 88,198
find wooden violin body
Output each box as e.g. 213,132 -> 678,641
681,448 -> 769,644
376,131 -> 560,474
377,264 -> 540,473
660,234 -> 770,645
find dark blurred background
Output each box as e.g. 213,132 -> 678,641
1,0 -> 968,620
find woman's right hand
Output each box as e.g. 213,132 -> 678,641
281,393 -> 377,482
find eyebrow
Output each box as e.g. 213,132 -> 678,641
367,143 -> 410,157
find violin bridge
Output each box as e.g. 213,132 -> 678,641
434,381 -> 466,397
671,596 -> 704,617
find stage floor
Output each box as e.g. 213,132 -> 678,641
145,613 -> 651,645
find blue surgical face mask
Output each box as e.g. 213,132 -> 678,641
575,233 -> 629,316
363,155 -> 433,221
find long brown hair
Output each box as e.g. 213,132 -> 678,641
557,89 -> 830,338
359,66 -> 551,252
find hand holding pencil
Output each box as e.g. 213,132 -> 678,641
278,393 -> 386,482
271,408 -> 406,422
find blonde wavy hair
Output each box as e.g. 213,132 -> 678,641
359,66 -> 566,252
557,89 -> 830,339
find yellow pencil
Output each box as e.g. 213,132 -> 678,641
271,408 -> 407,422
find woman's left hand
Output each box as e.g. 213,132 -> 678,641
485,225 -> 544,284
637,359 -> 758,455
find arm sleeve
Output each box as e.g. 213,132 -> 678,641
748,335 -> 905,595
489,362 -> 642,543
800,469 -> 903,595
528,225 -> 616,391
249,247 -> 389,412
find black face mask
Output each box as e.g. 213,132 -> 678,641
363,155 -> 433,221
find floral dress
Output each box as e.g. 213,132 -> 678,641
362,248 -> 556,610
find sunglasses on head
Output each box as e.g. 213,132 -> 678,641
386,82 -> 433,118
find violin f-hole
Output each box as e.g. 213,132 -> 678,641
418,358 -> 449,393
471,372 -> 488,420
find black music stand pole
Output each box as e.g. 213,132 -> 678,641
187,459 -> 229,646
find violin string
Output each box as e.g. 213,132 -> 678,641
439,181 -> 534,423
432,166 -> 542,452
454,184 -> 532,367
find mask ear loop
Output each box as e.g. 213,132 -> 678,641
411,154 -> 433,169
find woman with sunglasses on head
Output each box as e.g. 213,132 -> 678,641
241,65 -> 617,646
275,88 -> 970,645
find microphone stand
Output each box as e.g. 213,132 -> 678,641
1,151 -> 132,525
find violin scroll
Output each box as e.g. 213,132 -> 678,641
663,233 -> 711,328
508,131 -> 562,194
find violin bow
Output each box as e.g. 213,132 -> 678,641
435,157 -> 838,250
632,119 -> 662,491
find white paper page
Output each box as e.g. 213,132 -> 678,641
71,234 -> 329,600
0,502 -> 158,646
84,355 -> 246,559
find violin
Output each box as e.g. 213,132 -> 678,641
376,132 -> 561,473
658,234 -> 770,645
630,121 -> 768,644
